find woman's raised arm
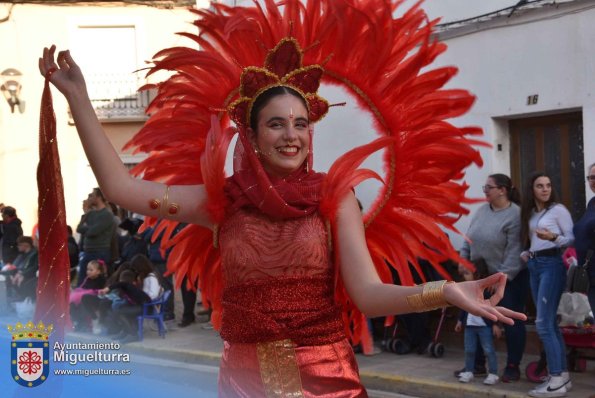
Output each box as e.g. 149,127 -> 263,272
336,193 -> 525,324
39,46 -> 211,229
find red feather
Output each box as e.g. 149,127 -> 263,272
124,0 -> 486,342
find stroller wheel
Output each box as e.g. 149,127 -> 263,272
389,338 -> 411,355
525,360 -> 547,383
430,342 -> 445,358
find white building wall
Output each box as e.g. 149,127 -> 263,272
429,1 -> 595,248
0,3 -> 197,233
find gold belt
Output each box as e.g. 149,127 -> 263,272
256,339 -> 304,398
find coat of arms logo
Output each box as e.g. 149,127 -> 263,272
7,321 -> 53,387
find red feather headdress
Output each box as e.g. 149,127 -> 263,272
125,0 -> 485,343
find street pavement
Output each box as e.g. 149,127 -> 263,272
89,314 -> 594,398
3,304 -> 593,397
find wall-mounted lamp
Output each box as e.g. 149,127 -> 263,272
1,68 -> 25,113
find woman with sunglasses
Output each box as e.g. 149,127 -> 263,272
573,163 -> 595,313
520,172 -> 574,398
458,174 -> 528,383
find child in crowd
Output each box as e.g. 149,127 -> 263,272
99,268 -> 153,343
70,259 -> 107,333
455,260 -> 501,385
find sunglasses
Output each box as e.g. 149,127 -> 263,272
587,175 -> 595,182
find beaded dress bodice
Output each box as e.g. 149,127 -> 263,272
217,208 -> 344,346
219,208 -> 331,286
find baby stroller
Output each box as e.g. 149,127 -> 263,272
383,258 -> 451,358
383,307 -> 447,358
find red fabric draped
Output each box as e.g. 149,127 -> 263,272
35,77 -> 71,338
224,128 -> 324,219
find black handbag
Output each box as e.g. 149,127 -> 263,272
567,249 -> 592,294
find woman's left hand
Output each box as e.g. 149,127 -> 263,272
443,273 -> 527,325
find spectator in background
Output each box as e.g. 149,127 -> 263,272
144,221 -> 182,321
458,174 -> 527,383
115,217 -> 147,265
70,259 -> 107,333
7,236 -> 38,301
573,162 -> 595,314
1,206 -> 23,265
76,188 -> 117,286
67,225 -> 79,282
99,269 -> 151,343
456,260 -> 501,386
520,172 -> 574,397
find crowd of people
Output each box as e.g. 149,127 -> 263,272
1,168 -> 593,396
0,192 -> 210,343
449,168 -> 595,397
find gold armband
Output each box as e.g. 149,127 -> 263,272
148,185 -> 180,216
406,280 -> 454,312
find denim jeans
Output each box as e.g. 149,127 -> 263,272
499,268 -> 529,366
527,255 -> 567,375
464,325 -> 498,375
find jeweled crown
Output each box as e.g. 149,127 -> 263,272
228,37 -> 329,128
7,321 -> 54,341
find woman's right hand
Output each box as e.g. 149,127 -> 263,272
38,45 -> 87,98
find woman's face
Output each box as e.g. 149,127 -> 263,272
482,177 -> 504,204
533,176 -> 552,205
588,166 -> 595,194
249,94 -> 310,178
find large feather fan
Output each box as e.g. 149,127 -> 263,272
124,0 -> 485,339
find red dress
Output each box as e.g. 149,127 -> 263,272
217,208 -> 367,397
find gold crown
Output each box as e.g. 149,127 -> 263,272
227,37 -> 330,128
7,321 -> 54,341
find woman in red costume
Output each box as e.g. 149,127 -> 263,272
39,1 -> 526,396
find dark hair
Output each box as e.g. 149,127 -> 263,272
16,236 -> 33,246
249,86 -> 308,131
107,261 -> 133,285
520,171 -> 558,249
1,206 -> 16,217
130,254 -> 157,281
488,173 -> 521,205
119,269 -> 137,284
93,187 -> 107,204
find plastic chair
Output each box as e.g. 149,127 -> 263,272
137,290 -> 171,341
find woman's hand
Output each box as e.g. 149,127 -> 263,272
520,251 -> 530,263
38,45 -> 87,98
536,228 -> 556,241
443,273 -> 527,325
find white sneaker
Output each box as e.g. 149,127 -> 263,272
528,375 -> 568,397
483,373 -> 499,385
91,319 -> 102,335
561,371 -> 572,391
458,371 -> 474,383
